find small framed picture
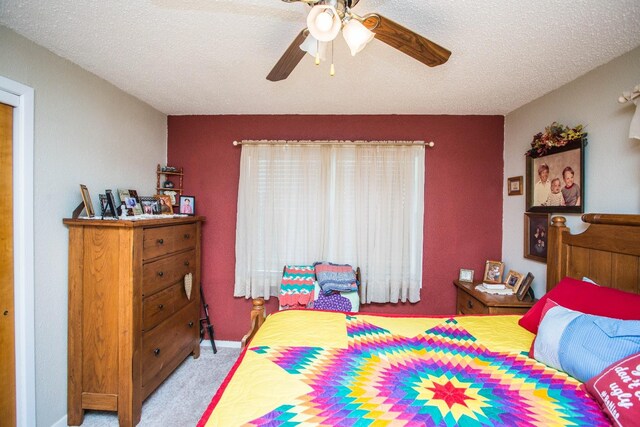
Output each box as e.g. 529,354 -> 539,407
516,272 -> 535,301
483,260 -> 504,284
139,196 -> 157,215
507,176 -> 523,196
128,189 -> 143,215
458,269 -> 474,283
524,213 -> 550,263
98,194 -> 117,218
79,184 -> 95,217
504,270 -> 524,291
156,194 -> 173,214
163,190 -> 178,206
105,189 -> 118,218
179,195 -> 195,215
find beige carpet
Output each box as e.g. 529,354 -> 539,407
77,346 -> 241,426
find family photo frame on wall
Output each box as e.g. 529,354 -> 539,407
524,212 -> 550,263
526,139 -> 585,213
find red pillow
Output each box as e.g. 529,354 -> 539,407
518,276 -> 640,334
584,352 -> 640,427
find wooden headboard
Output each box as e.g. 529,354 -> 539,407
547,213 -> 640,294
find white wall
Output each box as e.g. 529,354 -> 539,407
503,46 -> 640,298
0,26 -> 167,426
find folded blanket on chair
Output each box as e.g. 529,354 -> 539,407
279,265 -> 315,309
314,262 -> 358,295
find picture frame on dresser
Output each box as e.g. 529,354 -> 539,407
526,139 -> 584,213
99,194 -> 117,218
105,189 -> 118,219
79,184 -> 95,217
524,212 -> 550,262
157,194 -> 173,214
139,196 -> 158,214
483,260 -> 504,283
179,195 -> 195,215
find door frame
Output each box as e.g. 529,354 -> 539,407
0,75 -> 35,427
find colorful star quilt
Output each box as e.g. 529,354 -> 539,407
199,311 -> 608,426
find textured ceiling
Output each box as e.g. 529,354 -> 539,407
1,0 -> 640,115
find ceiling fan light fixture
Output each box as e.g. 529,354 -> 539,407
342,18 -> 375,56
307,5 -> 341,42
299,35 -> 327,62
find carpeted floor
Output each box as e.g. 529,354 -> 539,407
77,346 -> 241,426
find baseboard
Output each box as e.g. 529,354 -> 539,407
200,340 -> 241,349
51,415 -> 67,427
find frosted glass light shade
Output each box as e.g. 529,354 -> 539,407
342,18 -> 375,56
307,5 -> 341,42
299,35 -> 327,61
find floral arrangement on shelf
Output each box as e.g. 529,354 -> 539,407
525,122 -> 587,156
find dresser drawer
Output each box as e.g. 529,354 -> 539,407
142,282 -> 193,331
142,224 -> 197,260
456,289 -> 489,315
142,249 -> 195,296
141,303 -> 198,387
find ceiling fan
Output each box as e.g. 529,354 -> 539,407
267,0 -> 451,81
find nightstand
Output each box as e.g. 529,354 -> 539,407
454,280 -> 535,315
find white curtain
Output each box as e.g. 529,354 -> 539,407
234,143 -> 425,303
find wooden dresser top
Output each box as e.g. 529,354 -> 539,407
63,216 -> 205,228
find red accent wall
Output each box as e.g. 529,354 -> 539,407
168,115 -> 504,341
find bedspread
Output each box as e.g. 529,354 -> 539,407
199,310 -> 608,426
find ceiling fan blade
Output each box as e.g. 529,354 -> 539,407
280,0 -> 321,4
266,29 -> 309,82
363,14 -> 451,67
280,0 -> 360,5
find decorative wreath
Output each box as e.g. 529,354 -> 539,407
526,122 -> 586,156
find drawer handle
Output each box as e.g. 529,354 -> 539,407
158,304 -> 164,310
188,321 -> 194,328
157,238 -> 164,245
467,300 -> 473,309
184,233 -> 191,239
153,348 -> 161,357
157,271 -> 164,277
184,261 -> 190,266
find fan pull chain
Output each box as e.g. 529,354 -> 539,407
330,41 -> 335,76
315,39 -> 320,65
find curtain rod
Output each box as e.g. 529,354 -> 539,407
232,140 -> 435,147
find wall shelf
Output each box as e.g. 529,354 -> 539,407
156,164 -> 184,207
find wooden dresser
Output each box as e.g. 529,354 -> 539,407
64,216 -> 204,426
454,280 -> 535,315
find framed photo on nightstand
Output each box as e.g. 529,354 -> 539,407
504,270 -> 524,291
483,260 -> 505,283
458,269 -> 474,283
517,272 -> 535,301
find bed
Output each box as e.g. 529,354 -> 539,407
199,214 -> 640,426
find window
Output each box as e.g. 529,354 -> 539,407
234,143 -> 425,303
